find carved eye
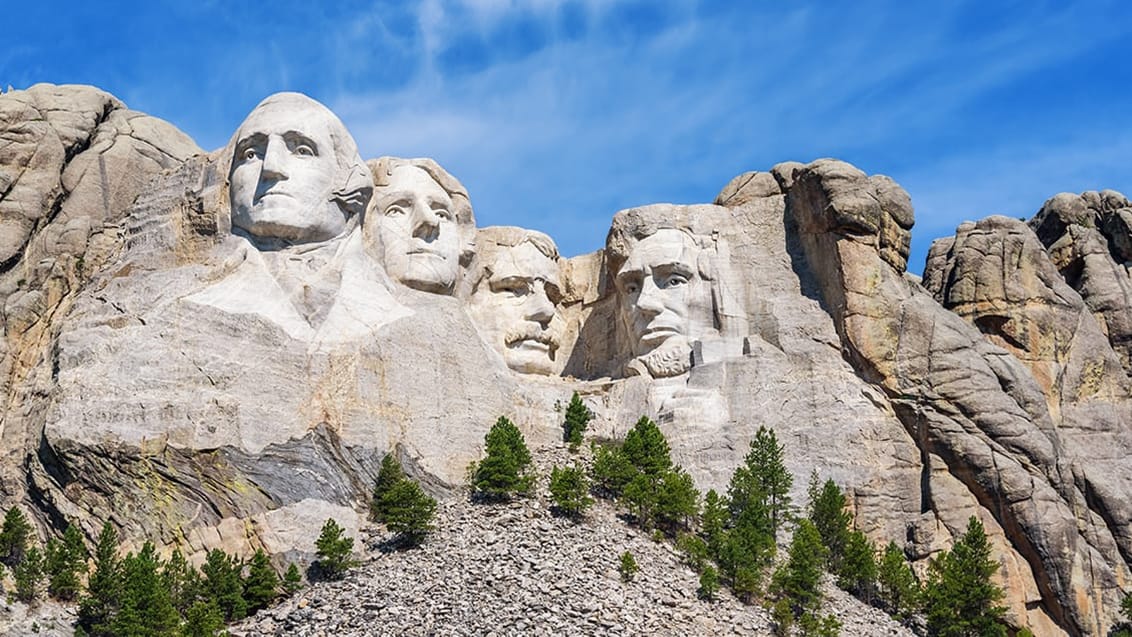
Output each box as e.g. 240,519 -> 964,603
434,207 -> 454,222
295,144 -> 315,157
242,148 -> 258,161
384,205 -> 406,217
663,273 -> 689,288
624,282 -> 640,295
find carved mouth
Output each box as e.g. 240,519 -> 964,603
506,333 -> 557,353
408,247 -> 446,258
638,325 -> 681,344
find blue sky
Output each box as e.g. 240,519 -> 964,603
4,1 -> 1131,273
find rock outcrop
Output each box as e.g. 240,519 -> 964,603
0,84 -> 1129,635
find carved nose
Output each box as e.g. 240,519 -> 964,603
411,203 -> 440,241
526,284 -> 555,324
260,137 -> 289,181
635,278 -> 665,315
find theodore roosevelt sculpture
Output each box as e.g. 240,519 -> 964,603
369,156 -> 476,295
467,227 -> 564,375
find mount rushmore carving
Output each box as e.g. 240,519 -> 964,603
1,85 -> 1130,635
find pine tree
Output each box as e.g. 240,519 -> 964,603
590,441 -> 636,498
0,505 -> 32,566
183,598 -> 226,637
161,548 -> 200,616
282,563 -> 303,595
382,478 -> 439,546
112,542 -> 181,637
243,549 -> 279,613
13,545 -> 44,603
619,550 -> 638,582
78,522 -> 123,637
837,529 -> 877,603
728,426 -> 792,536
548,464 -> 593,518
621,416 -> 671,475
701,489 -> 728,560
922,516 -> 1007,637
200,548 -> 247,621
770,519 -> 827,620
46,522 -> 88,601
654,467 -> 699,535
472,416 -> 534,500
562,392 -> 592,451
370,453 -> 406,522
807,476 -> 851,572
315,518 -> 355,580
718,505 -> 776,601
698,565 -> 720,601
876,541 -> 920,621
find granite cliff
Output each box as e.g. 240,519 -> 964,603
0,84 -> 1128,635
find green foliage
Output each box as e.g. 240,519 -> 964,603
78,522 -> 122,637
807,474 -> 851,573
727,426 -> 793,536
243,549 -> 279,613
837,530 -> 877,603
548,464 -> 593,518
472,416 -> 534,500
200,548 -> 247,622
161,549 -> 200,616
621,416 -> 672,475
654,467 -> 699,535
590,441 -> 636,498
1117,592 -> 1132,637
701,489 -> 728,559
922,516 -> 1007,637
370,453 -> 406,522
876,541 -> 920,621
282,563 -> 303,596
1123,591 -> 1132,621
13,545 -> 44,603
697,565 -> 720,602
112,542 -> 181,637
382,479 -> 439,546
676,533 -> 710,573
315,518 -> 355,580
562,392 -> 592,451
0,506 -> 32,566
717,504 -> 775,600
770,519 -> 828,619
183,599 -> 225,637
45,523 -> 88,601
796,611 -> 842,637
618,550 -> 638,582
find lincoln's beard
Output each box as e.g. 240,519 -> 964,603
628,336 -> 692,378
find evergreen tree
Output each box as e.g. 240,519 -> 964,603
727,426 -> 793,535
382,478 -> 439,546
807,476 -> 851,572
676,533 -> 711,572
621,416 -> 671,475
698,565 -> 720,601
315,518 -> 355,580
112,542 -> 181,637
200,548 -> 247,621
548,464 -> 593,518
0,505 -> 32,566
243,549 -> 279,613
622,471 -> 661,529
370,453 -> 406,522
46,522 -> 88,601
701,489 -> 728,559
718,505 -> 776,601
282,563 -> 303,596
618,550 -> 638,582
472,416 -> 534,500
770,519 -> 828,621
161,549 -> 199,616
922,516 -> 1007,637
590,441 -> 636,498
654,467 -> 699,535
183,598 -> 225,637
876,541 -> 920,621
562,391 -> 592,451
13,545 -> 44,603
78,522 -> 123,637
837,529 -> 877,603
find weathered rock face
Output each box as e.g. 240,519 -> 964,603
0,85 -> 1129,635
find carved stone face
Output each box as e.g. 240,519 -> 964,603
469,241 -> 562,374
230,100 -> 344,244
375,165 -> 461,293
615,228 -> 712,377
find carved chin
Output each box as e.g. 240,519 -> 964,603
630,339 -> 692,378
